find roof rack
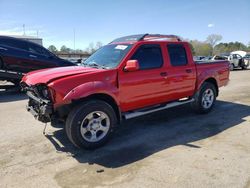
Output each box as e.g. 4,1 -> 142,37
111,34 -> 182,43
142,34 -> 182,42
111,34 -> 148,43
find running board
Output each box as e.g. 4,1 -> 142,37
123,98 -> 194,120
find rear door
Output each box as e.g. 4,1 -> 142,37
119,44 -> 169,111
27,43 -> 58,70
164,43 -> 196,101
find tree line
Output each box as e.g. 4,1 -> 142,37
47,34 -> 250,56
47,41 -> 103,54
189,34 -> 250,56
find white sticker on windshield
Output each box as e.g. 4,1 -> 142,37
115,45 -> 128,50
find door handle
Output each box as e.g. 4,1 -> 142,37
29,54 -> 37,58
160,72 -> 168,77
186,69 -> 192,73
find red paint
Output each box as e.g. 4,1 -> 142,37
21,38 -> 230,113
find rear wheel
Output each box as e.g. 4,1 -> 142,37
191,82 -> 216,114
65,100 -> 117,149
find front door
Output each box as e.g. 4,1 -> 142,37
119,44 -> 168,111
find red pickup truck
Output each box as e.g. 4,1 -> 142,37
21,34 -> 230,149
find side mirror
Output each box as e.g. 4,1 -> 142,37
124,60 -> 139,72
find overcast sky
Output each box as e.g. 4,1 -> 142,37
0,0 -> 249,49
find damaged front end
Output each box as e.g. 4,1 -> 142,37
21,83 -> 53,123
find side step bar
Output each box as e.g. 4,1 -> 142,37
123,98 -> 194,120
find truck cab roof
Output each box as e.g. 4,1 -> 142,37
110,34 -> 183,44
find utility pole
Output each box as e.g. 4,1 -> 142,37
73,29 -> 76,53
23,24 -> 26,35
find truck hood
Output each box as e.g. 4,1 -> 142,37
22,66 -> 105,85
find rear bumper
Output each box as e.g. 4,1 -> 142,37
26,91 -> 53,123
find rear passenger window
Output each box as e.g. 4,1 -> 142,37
3,39 -> 28,51
167,44 -> 188,66
131,44 -> 163,70
28,44 -> 51,57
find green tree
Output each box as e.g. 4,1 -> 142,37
86,41 -> 103,54
47,45 -> 57,53
213,43 -> 229,55
95,41 -> 103,50
214,42 -> 248,55
86,42 -> 95,54
189,40 -> 213,56
189,42 -> 195,55
206,34 -> 222,55
60,45 -> 71,53
74,49 -> 84,53
206,34 -> 223,48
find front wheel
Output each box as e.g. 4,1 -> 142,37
191,82 -> 216,114
65,100 -> 117,149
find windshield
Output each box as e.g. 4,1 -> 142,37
83,44 -> 133,69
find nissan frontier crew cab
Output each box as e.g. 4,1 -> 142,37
21,34 -> 230,149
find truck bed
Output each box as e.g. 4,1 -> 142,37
195,60 -> 227,65
195,60 -> 230,87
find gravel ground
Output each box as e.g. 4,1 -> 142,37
0,70 -> 250,188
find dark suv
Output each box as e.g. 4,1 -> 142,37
0,36 -> 75,73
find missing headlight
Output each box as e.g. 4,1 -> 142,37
36,84 -> 51,99
42,88 -> 49,98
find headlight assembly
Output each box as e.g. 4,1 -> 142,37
36,84 -> 51,99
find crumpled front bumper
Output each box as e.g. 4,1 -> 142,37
26,91 -> 53,123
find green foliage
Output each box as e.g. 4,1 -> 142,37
49,36 -> 249,56
189,40 -> 213,56
60,45 -> 72,53
190,34 -> 248,56
189,43 -> 195,55
74,49 -> 84,53
47,45 -> 57,53
214,42 -> 248,55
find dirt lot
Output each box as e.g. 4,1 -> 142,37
0,70 -> 250,188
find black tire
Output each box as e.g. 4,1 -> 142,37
191,82 -> 216,114
65,100 -> 117,150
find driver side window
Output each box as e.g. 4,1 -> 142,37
131,44 -> 163,70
